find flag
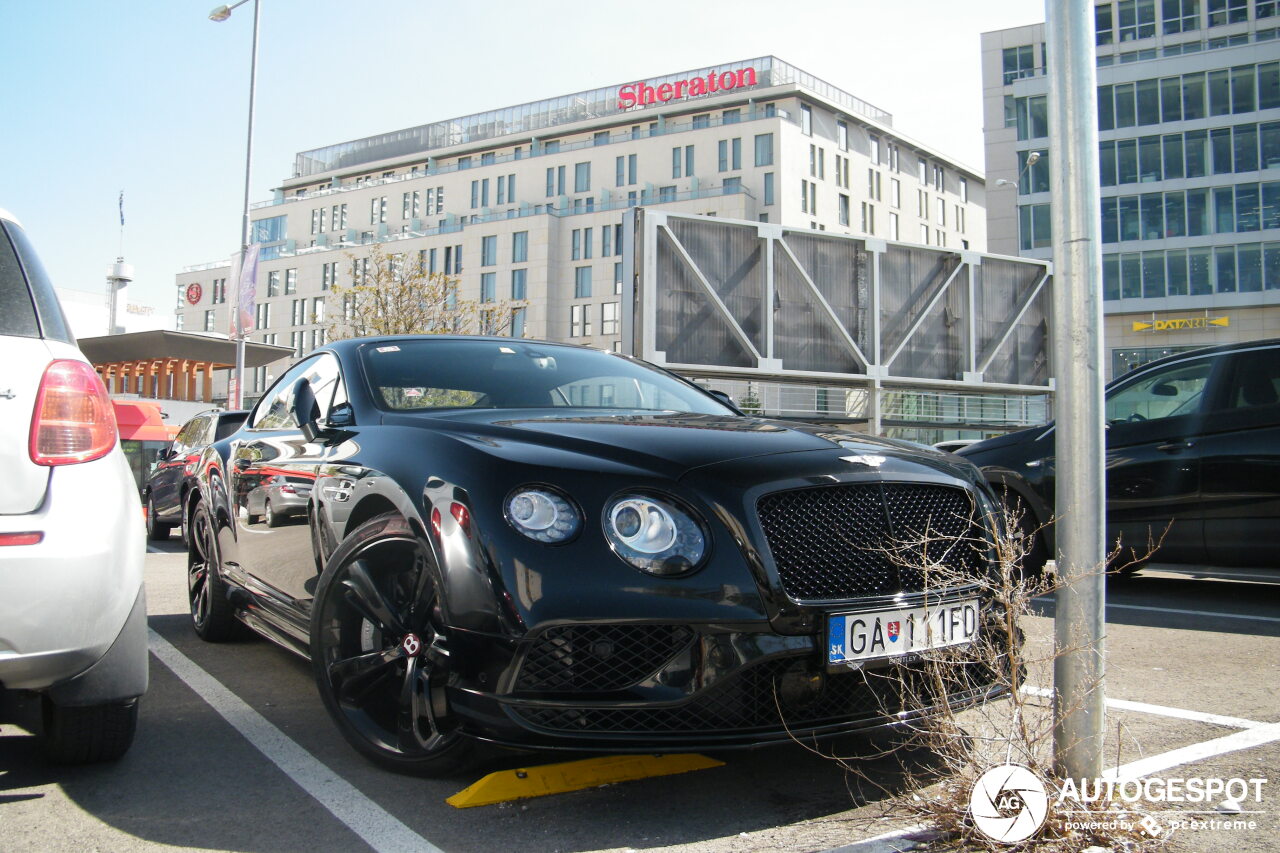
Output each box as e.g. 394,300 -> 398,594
228,245 -> 260,339
118,191 -> 124,227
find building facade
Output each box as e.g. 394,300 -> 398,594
177,56 -> 985,403
982,3 -> 1280,379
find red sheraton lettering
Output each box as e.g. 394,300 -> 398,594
618,67 -> 757,109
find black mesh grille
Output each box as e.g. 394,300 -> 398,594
515,625 -> 696,693
757,483 -> 986,602
512,658 -> 993,735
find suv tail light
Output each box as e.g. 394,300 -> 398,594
29,359 -> 118,466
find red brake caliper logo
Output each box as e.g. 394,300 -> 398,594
401,634 -> 422,656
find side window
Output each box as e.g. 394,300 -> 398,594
250,356 -> 321,430
1222,348 -> 1280,410
305,353 -> 343,422
174,416 -> 207,453
1105,359 -> 1212,424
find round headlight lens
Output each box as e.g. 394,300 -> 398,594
604,494 -> 706,576
505,488 -> 580,543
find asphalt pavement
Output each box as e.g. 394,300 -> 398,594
1,542 -> 1278,853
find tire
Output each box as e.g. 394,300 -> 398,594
265,499 -> 281,528
310,512 -> 473,776
1001,489 -> 1048,576
41,697 -> 138,764
146,495 -> 172,541
188,500 -> 244,642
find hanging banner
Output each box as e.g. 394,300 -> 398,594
228,244 -> 260,339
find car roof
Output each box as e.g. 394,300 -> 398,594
1117,337 -> 1280,380
0,208 -> 21,228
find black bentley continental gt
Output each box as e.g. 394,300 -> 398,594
186,336 -> 1008,774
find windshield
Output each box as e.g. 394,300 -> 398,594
360,339 -> 732,415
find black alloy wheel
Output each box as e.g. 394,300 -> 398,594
310,512 -> 472,775
187,501 -> 243,641
146,495 -> 171,541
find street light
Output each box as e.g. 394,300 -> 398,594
209,0 -> 260,409
994,150 -> 1041,188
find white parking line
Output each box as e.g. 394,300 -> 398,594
1019,685 -> 1265,730
1105,602 -> 1280,624
1105,720 -> 1280,781
1034,598 -> 1280,624
147,629 -> 442,853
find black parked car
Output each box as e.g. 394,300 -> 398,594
958,338 -> 1280,573
144,409 -> 247,540
187,336 -> 1008,774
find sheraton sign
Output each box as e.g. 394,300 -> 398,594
618,67 -> 758,110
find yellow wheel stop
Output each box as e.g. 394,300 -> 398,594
446,753 -> 725,808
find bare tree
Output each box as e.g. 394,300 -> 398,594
326,243 -> 524,341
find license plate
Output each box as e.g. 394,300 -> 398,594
827,599 -> 979,665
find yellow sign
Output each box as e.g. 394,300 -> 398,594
1132,316 -> 1229,332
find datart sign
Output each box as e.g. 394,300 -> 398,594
1132,315 -> 1229,332
618,67 -> 758,110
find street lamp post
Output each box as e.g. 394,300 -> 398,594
209,0 -> 260,409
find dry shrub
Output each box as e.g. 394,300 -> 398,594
782,500 -> 1166,851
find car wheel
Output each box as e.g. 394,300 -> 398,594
188,501 -> 243,642
41,696 -> 138,764
310,512 -> 473,776
1001,489 -> 1047,576
265,499 -> 281,528
146,495 -> 172,541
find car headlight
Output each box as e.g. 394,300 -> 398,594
604,494 -> 707,576
505,487 -> 581,543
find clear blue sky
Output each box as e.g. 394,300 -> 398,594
0,0 -> 1041,320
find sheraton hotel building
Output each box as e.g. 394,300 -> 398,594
176,56 -> 987,403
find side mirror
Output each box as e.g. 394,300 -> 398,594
707,388 -> 743,414
293,378 -> 322,442
326,401 -> 355,429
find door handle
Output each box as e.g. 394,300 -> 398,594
1157,440 -> 1195,452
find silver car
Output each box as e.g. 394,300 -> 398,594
0,208 -> 148,762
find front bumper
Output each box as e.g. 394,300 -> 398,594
446,613 -> 1009,751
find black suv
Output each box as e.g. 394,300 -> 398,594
958,338 -> 1280,573
144,409 -> 247,540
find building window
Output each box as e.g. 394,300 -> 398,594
512,231 -> 528,263
837,120 -> 849,151
889,212 -> 900,240
959,176 -> 968,203
511,268 -> 527,300
546,165 -> 565,197
723,177 -> 742,194
937,197 -> 947,226
867,169 -> 881,200
480,272 -> 496,303
891,178 -> 901,209
1207,0 -> 1246,26
204,309 -> 215,332
574,266 -> 592,299
601,302 -> 619,336
574,162 -> 591,193
511,307 -> 526,338
370,196 -> 386,224
481,235 -> 497,267
311,297 -> 325,324
860,201 -> 874,234
754,133 -> 774,167
671,145 -> 694,179
614,261 -> 624,294
255,302 -> 271,330
285,268 -> 297,295
1118,0 -> 1157,39
763,172 -> 775,206
659,185 -> 676,202
1097,3 -> 1115,43
570,304 -> 591,337
602,224 -> 612,257
839,194 -> 851,226
1002,45 -> 1036,83
291,298 -> 305,326
718,138 -> 742,172
1019,203 -> 1053,249
800,104 -> 812,136
594,130 -> 609,147
920,224 -> 930,245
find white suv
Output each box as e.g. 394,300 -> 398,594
0,208 -> 147,762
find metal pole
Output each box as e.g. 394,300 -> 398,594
231,0 -> 260,409
1046,0 -> 1107,780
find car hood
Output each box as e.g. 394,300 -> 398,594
381,409 -> 959,480
955,425 -> 1042,462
